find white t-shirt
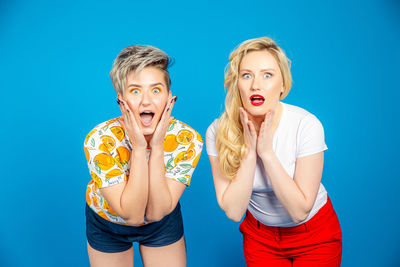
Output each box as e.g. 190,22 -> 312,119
206,102 -> 328,227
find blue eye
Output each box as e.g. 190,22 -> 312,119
152,87 -> 161,94
264,73 -> 272,79
131,88 -> 140,94
243,73 -> 252,79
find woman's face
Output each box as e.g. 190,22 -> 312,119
238,50 -> 283,119
120,66 -> 170,136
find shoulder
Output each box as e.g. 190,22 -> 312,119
83,117 -> 124,147
281,102 -> 323,128
166,119 -> 203,145
205,118 -> 220,139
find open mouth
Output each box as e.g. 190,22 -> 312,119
139,111 -> 154,126
250,94 -> 265,106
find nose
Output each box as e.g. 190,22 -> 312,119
141,91 -> 151,106
251,75 -> 262,91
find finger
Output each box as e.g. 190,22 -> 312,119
248,120 -> 257,138
239,108 -> 247,129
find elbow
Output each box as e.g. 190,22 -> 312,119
145,209 -> 170,222
121,212 -> 146,226
145,214 -> 165,222
125,216 -> 145,226
218,200 -> 244,222
227,212 -> 242,222
291,209 -> 311,224
224,206 -> 244,222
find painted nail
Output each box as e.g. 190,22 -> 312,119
174,96 -> 178,102
116,99 -> 120,105
167,108 -> 170,112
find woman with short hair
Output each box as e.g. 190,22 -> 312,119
84,45 -> 202,267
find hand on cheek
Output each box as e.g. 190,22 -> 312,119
118,97 -> 147,149
256,110 -> 274,159
149,95 -> 177,148
239,107 -> 257,157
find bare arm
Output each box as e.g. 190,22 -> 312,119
100,98 -> 149,226
209,108 -> 258,222
145,96 -> 186,221
146,145 -> 186,221
100,147 -> 149,225
258,111 -> 324,223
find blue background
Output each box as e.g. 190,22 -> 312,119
1,0 -> 399,266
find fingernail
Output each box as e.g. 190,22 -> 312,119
127,109 -> 130,113
167,108 -> 170,112
116,99 -> 120,105
174,96 -> 178,102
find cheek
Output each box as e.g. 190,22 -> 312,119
125,99 -> 140,111
154,97 -> 168,113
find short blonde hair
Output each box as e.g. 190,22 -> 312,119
217,37 -> 292,179
110,45 -> 173,95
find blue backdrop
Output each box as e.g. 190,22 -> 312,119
1,0 -> 399,266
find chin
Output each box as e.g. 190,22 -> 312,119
141,126 -> 156,136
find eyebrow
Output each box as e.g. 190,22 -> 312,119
240,68 -> 276,72
127,83 -> 165,88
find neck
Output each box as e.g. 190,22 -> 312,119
250,102 -> 283,134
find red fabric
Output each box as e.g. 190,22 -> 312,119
239,198 -> 342,266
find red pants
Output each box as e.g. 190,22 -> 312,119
239,198 -> 342,266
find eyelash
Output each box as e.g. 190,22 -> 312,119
242,73 -> 273,79
130,88 -> 141,94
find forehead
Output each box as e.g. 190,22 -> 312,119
125,66 -> 167,86
239,50 -> 279,70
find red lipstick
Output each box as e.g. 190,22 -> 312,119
249,94 -> 265,106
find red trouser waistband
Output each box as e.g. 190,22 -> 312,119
245,197 -> 334,235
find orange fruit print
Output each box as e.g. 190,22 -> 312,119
105,169 -> 123,179
176,130 -> 194,145
100,136 -> 116,151
116,146 -> 130,164
163,134 -> 179,152
90,171 -> 103,188
84,146 -> 90,162
111,126 -> 125,142
94,153 -> 115,172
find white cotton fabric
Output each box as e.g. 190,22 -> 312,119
206,102 -> 328,227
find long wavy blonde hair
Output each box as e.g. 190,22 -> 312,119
216,37 -> 292,179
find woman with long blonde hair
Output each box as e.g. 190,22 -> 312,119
206,37 -> 342,266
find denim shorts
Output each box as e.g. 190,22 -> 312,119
86,202 -> 184,253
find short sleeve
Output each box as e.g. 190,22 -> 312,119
83,129 -> 126,189
205,119 -> 219,157
164,120 -> 203,186
296,114 -> 328,158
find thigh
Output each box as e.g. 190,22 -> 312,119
87,241 -> 134,267
139,236 -> 186,267
242,232 -> 292,267
292,240 -> 342,267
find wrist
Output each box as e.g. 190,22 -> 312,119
243,149 -> 257,161
149,145 -> 164,155
259,150 -> 275,162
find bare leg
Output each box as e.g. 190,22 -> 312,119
87,241 -> 134,267
139,236 -> 186,267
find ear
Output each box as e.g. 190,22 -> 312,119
168,90 -> 172,98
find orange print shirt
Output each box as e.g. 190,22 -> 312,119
83,117 -> 203,225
